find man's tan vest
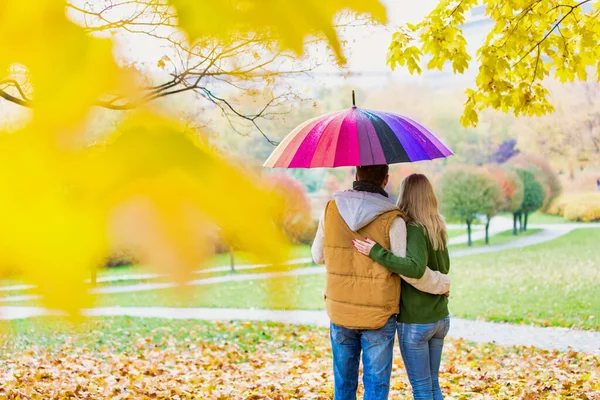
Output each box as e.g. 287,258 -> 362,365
323,200 -> 404,330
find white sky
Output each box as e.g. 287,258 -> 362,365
111,0 -> 451,87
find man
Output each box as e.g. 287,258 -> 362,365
311,165 -> 450,400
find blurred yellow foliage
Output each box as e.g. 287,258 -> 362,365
0,0 -> 385,313
170,0 -> 387,63
546,192 -> 600,222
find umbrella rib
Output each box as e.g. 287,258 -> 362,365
362,109 -> 409,163
356,109 -> 376,165
399,114 -> 446,159
305,111 -> 344,168
385,112 -> 434,161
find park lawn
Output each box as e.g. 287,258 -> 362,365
447,228 -> 542,251
97,229 -> 600,330
446,229 -> 466,239
0,245 -> 313,290
1,317 -> 598,399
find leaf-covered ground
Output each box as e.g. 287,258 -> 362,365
0,317 -> 598,399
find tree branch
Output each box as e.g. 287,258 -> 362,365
0,89 -> 31,107
513,0 -> 592,66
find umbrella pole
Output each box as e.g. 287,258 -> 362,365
352,90 -> 356,107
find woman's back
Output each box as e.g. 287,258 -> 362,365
397,223 -> 449,324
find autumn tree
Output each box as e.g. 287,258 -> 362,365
264,174 -> 314,244
387,0 -> 600,126
485,165 -> 525,235
508,153 -> 562,211
515,81 -> 600,176
438,166 -> 503,246
489,139 -> 520,164
514,168 -> 546,231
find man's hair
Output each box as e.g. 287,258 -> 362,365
356,165 -> 389,186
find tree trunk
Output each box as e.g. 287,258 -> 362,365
91,265 -> 97,287
524,212 -> 529,232
467,220 -> 472,247
519,212 -> 524,233
229,248 -> 235,272
513,213 -> 518,235
485,217 -> 490,245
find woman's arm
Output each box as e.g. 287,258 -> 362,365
388,218 -> 450,295
353,224 -> 428,279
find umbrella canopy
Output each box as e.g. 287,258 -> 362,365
264,93 -> 452,168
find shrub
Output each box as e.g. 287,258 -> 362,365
514,168 -> 545,231
264,174 -> 314,244
485,165 -> 524,213
508,154 -> 562,211
105,248 -> 139,268
438,165 -> 503,245
547,192 -> 600,222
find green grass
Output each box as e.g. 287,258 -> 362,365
1,317 -> 314,354
446,229 -> 466,239
448,228 -> 541,251
95,229 -> 600,330
449,229 -> 599,330
0,245 -> 312,289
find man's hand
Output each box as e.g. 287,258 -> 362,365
444,291 -> 450,297
352,238 -> 377,256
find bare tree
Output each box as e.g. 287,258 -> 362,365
0,0 -> 340,145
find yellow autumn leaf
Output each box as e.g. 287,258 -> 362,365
80,113 -> 291,280
169,0 -> 387,63
0,0 -> 123,134
387,0 -> 600,126
0,133 -> 105,314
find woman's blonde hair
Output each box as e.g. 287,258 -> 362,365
397,174 -> 447,250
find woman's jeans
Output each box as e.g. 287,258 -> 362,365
330,315 -> 396,400
398,316 -> 450,400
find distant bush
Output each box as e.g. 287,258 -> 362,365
105,248 -> 139,268
547,193 -> 600,222
438,165 -> 503,245
485,165 -> 524,213
489,139 -> 520,164
514,168 -> 546,231
264,174 -> 314,244
508,154 -> 562,211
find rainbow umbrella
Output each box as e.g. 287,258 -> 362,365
264,91 -> 452,168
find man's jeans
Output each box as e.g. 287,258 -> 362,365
330,315 -> 396,400
398,316 -> 451,400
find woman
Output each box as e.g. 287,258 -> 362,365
353,174 -> 450,400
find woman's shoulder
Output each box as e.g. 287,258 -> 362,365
406,222 -> 427,236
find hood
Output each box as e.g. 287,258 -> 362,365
334,190 -> 398,231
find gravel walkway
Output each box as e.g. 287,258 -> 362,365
2,306 -> 598,354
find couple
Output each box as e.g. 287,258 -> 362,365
311,165 -> 451,400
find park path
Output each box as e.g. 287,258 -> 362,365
447,216 -> 512,246
1,306 -> 598,355
1,223 -> 596,302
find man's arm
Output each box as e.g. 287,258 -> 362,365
311,211 -> 325,264
389,218 -> 450,295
